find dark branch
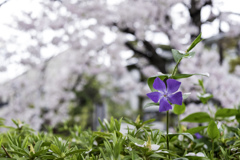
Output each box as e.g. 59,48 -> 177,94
125,40 -> 169,73
184,97 -> 222,107
125,41 -> 149,59
112,22 -> 135,35
0,0 -> 9,7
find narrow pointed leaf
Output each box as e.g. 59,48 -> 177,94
65,149 -> 87,157
50,144 -> 62,155
98,118 -> 106,131
142,118 -> 155,125
21,136 -> 29,149
128,135 -> 145,145
34,140 -> 43,152
186,33 -> 203,52
172,73 -> 209,79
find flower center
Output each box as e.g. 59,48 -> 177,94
164,94 -> 167,97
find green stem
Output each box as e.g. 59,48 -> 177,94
166,111 -> 169,151
172,58 -> 182,77
212,139 -> 214,158
178,115 -> 181,133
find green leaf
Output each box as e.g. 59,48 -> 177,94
99,148 -> 107,160
198,79 -> 206,93
179,133 -> 194,141
94,131 -> 111,138
173,103 -> 186,115
34,140 -> 43,152
215,108 -> 238,118
144,102 -> 159,108
185,51 -> 196,58
198,93 -> 213,104
109,117 -> 115,131
186,33 -> 203,52
236,113 -> 240,123
219,146 -> 226,155
172,49 -> 185,63
50,144 -> 62,155
128,135 -> 145,145
207,120 -> 220,139
147,73 -> 209,91
8,150 -> 28,157
171,50 -> 196,63
21,136 -> 29,149
181,112 -> 212,123
185,126 -> 207,134
11,119 -> 19,127
172,73 -> 209,79
174,158 -> 188,160
8,144 -> 29,156
123,117 -> 135,125
65,149 -> 86,157
33,149 -> 48,157
148,154 -> 166,159
130,151 -> 141,159
40,155 -> 56,159
142,118 -> 155,125
147,74 -> 169,91
154,149 -> 180,157
171,50 -> 197,76
115,117 -> 122,131
98,118 -> 106,131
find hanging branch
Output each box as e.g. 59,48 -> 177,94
0,0 -> 9,7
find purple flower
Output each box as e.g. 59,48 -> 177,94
195,133 -> 203,139
146,77 -> 182,112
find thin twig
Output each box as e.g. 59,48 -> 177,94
0,0 -> 9,7
1,145 -> 12,158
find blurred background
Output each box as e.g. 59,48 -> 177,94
0,0 -> 240,131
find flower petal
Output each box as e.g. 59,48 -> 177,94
153,77 -> 166,92
167,79 -> 181,94
168,92 -> 182,105
146,92 -> 162,103
159,97 -> 172,112
195,133 -> 203,139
